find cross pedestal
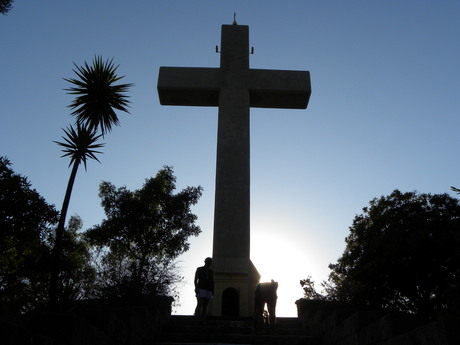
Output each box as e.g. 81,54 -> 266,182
158,23 -> 311,317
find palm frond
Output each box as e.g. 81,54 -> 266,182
64,56 -> 133,136
54,124 -> 105,170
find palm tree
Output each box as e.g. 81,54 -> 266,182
64,56 -> 133,136
50,57 -> 132,306
50,124 -> 104,305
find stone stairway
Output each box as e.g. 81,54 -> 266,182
153,315 -> 321,345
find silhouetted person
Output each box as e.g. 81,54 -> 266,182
194,257 -> 214,320
254,279 -> 278,329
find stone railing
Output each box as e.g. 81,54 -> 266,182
296,299 -> 460,345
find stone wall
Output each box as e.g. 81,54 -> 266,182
1,296 -> 174,345
296,299 -> 460,345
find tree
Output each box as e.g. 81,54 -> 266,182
0,157 -> 58,313
328,190 -> 460,317
54,215 -> 96,303
50,125 -> 104,305
300,276 -> 327,300
0,0 -> 14,14
85,167 -> 203,299
64,56 -> 133,136
0,157 -> 96,312
51,56 -> 132,306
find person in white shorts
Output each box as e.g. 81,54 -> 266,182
194,257 -> 214,320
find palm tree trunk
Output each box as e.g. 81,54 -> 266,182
49,158 -> 80,308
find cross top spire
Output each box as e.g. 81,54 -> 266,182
233,13 -> 237,25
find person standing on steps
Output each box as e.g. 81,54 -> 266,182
194,257 -> 214,320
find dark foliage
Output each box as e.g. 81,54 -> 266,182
54,124 -> 104,170
0,0 -> 13,14
50,124 -> 104,306
300,276 -> 326,300
0,157 -> 58,312
51,57 -> 131,306
55,215 -> 96,303
64,56 -> 133,136
0,157 -> 98,312
328,190 -> 460,317
300,276 -> 334,301
85,166 -> 202,300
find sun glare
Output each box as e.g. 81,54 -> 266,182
251,230 -> 318,316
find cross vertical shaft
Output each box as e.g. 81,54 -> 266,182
213,25 -> 251,264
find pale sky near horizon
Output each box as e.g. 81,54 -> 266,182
1,1 -> 459,316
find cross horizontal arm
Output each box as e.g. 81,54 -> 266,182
158,67 -> 221,106
248,69 -> 311,109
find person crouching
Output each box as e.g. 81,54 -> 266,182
254,279 -> 278,329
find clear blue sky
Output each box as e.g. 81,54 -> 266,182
1,1 -> 459,316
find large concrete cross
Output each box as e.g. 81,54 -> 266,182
158,22 -> 311,316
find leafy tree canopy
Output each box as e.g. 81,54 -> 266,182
85,166 -> 202,299
0,157 -> 96,312
327,190 -> 460,317
56,215 -> 96,303
0,157 -> 58,312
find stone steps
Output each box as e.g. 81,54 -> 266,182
153,315 -> 321,345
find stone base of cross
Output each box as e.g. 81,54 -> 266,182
208,258 -> 260,317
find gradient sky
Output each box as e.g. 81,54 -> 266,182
1,1 -> 459,316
